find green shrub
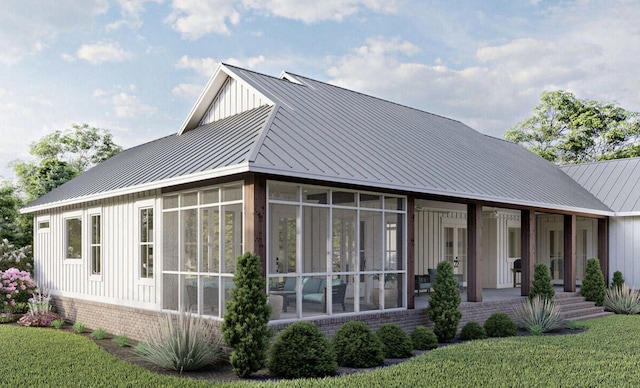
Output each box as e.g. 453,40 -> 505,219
604,284 -> 640,314
73,322 -> 85,334
484,312 -> 517,338
530,263 -> 554,301
113,334 -> 129,348
376,324 -> 413,358
580,258 -> 605,306
460,321 -> 487,341
515,296 -> 564,333
91,328 -> 107,340
51,319 -> 64,329
332,321 -> 384,367
611,271 -> 625,290
222,252 -> 272,378
410,326 -> 438,350
267,321 -> 336,379
427,260 -> 462,342
142,309 -> 223,372
529,324 -> 544,336
12,302 -> 29,314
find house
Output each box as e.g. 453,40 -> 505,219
22,63 -> 614,340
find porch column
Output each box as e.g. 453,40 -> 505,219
244,174 -> 267,275
407,197 -> 415,309
520,209 -> 535,296
563,214 -> 577,292
598,218 -> 609,285
467,203 -> 483,302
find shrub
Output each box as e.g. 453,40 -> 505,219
114,334 -> 130,348
51,319 -> 64,329
515,296 -> 564,333
12,302 -> 29,314
604,284 -> 640,314
0,240 -> 33,272
222,252 -> 272,378
141,309 -> 222,372
410,326 -> 438,350
580,258 -> 606,306
17,311 -> 62,327
460,321 -> 487,341
332,321 -> 384,367
267,321 -> 336,379
0,268 -> 36,311
91,328 -> 107,340
611,271 -> 625,290
0,312 -> 15,323
376,324 -> 413,359
484,312 -> 517,338
529,263 -> 554,301
427,260 -> 462,342
74,322 -> 86,333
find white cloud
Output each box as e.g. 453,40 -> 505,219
175,55 -> 218,77
0,1 -> 108,65
172,83 -> 203,99
223,55 -> 266,69
112,92 -> 157,118
165,0 -> 240,39
108,0 -> 163,30
75,41 -> 133,65
242,0 -> 400,23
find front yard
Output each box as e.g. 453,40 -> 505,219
2,315 -> 640,387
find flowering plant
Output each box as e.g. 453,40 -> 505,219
0,268 -> 36,313
0,240 -> 33,272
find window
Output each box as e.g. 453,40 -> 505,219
508,227 -> 521,259
90,214 -> 101,275
65,218 -> 82,259
38,221 -> 50,230
140,208 -> 154,278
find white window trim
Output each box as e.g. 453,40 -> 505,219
63,210 -> 84,264
37,216 -> 50,233
135,199 -> 156,285
88,207 -> 103,281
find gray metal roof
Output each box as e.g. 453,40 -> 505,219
24,104 -> 273,209
561,157 -> 640,214
24,64 -> 612,215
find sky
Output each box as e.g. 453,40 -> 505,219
2,0 -> 640,180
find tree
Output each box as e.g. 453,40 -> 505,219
580,258 -> 606,306
12,123 -> 122,202
505,90 -> 640,164
222,252 -> 272,378
0,182 -> 30,248
427,260 -> 462,342
529,263 -> 555,301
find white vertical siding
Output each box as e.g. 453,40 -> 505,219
199,77 -> 271,125
610,216 -> 640,288
33,190 -> 161,309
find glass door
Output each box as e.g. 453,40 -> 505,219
548,229 -> 563,282
444,225 -> 467,281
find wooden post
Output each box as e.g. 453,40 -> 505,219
598,218 -> 609,285
521,209 -> 535,296
563,214 -> 577,292
407,197 -> 415,309
467,203 -> 483,302
244,174 -> 267,276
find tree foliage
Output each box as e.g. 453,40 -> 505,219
12,123 -> 122,202
529,263 -> 555,302
505,90 -> 640,164
0,183 -> 31,247
580,258 -> 606,306
427,260 -> 462,342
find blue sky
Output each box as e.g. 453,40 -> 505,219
2,0 -> 640,180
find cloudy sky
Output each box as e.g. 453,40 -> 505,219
1,0 -> 639,180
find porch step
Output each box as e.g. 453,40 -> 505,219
552,293 -> 613,321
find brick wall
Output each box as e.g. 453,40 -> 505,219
51,295 -> 523,342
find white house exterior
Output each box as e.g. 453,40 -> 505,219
23,64 -> 615,339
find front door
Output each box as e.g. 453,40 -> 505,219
444,225 -> 467,282
548,229 -> 563,282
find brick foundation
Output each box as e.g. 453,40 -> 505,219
51,295 -> 524,342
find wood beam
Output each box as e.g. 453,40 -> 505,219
244,174 -> 267,276
521,209 -> 535,296
598,218 -> 609,285
467,203 -> 483,302
563,214 -> 577,292
407,197 -> 415,309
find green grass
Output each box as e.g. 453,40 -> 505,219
3,315 -> 640,387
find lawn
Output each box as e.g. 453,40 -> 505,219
2,315 -> 640,387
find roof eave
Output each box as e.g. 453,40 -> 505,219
21,162 -> 251,214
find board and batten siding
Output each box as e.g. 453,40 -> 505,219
199,76 -> 272,126
33,190 -> 161,310
610,216 -> 640,288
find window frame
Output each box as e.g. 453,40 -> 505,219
63,210 -> 84,263
135,199 -> 156,284
88,208 -> 102,279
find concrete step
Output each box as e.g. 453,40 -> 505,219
556,301 -> 598,311
560,306 -> 609,319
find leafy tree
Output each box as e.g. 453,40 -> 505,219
505,90 -> 640,164
222,252 -> 272,378
0,183 -> 30,247
611,271 -> 624,290
427,260 -> 462,342
12,124 -> 122,202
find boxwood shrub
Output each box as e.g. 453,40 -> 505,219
484,312 -> 517,338
410,326 -> 438,350
460,321 -> 487,341
376,324 -> 413,358
332,321 -> 384,368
